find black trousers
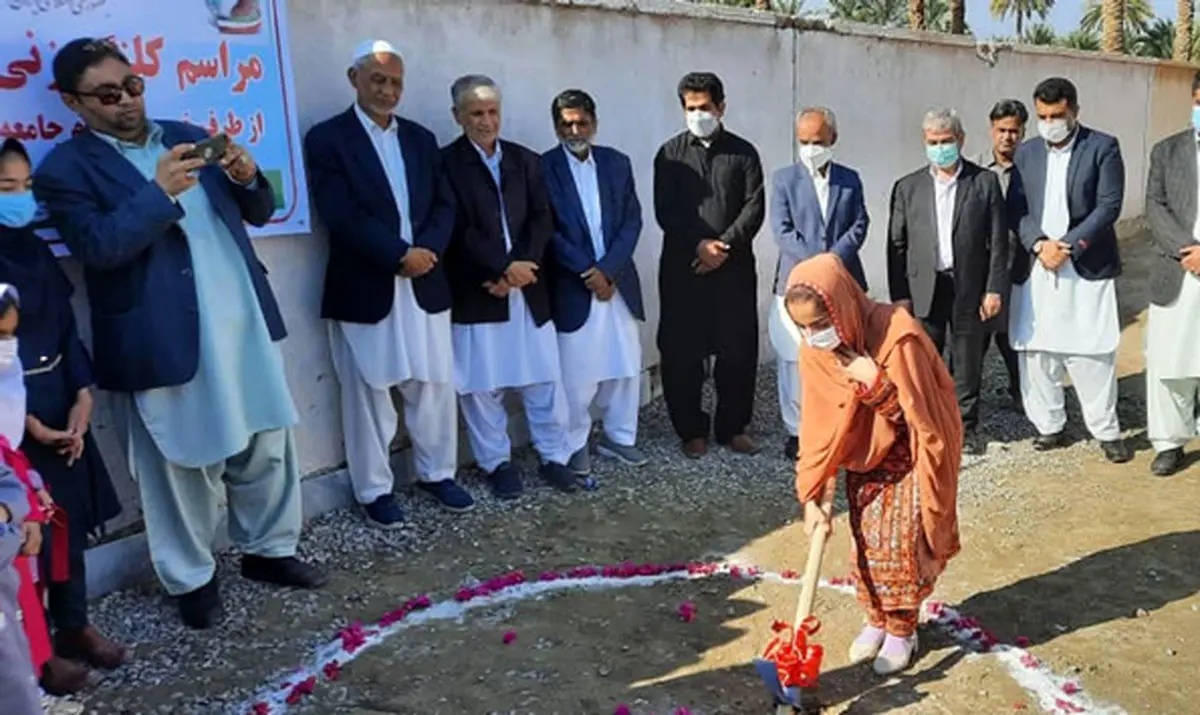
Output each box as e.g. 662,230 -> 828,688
41,514 -> 89,631
987,330 -> 1021,399
657,260 -> 758,443
921,271 -> 986,432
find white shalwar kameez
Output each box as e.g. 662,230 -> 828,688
1145,144 -> 1200,453
556,150 -> 643,455
769,165 -> 829,436
1008,136 -> 1121,441
328,107 -> 459,504
453,142 -> 571,473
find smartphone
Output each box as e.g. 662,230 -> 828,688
182,133 -> 230,165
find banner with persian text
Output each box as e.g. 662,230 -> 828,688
1,0 -> 310,241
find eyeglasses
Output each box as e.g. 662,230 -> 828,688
74,74 -> 145,106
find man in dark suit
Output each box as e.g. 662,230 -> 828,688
887,107 -> 1008,450
1007,77 -> 1131,463
769,106 -> 868,459
654,72 -> 765,458
972,99 -> 1028,411
305,40 -> 474,529
441,75 -> 577,497
1143,71 -> 1200,476
33,38 -> 323,630
542,89 -> 648,477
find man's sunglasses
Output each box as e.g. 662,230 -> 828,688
74,74 -> 145,106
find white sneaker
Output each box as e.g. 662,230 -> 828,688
872,633 -> 918,676
848,625 -> 886,664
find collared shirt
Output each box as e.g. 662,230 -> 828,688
472,140 -> 513,251
565,147 -> 606,260
1041,134 -> 1077,240
653,128 -> 764,256
973,150 -> 1014,197
1192,141 -> 1200,241
806,163 -> 831,219
932,162 -> 961,271
353,104 -> 413,245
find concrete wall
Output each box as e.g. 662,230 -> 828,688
76,0 -> 1199,590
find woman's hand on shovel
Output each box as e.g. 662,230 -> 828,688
803,498 -> 832,538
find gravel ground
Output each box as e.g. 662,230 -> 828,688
46,344 -> 1139,715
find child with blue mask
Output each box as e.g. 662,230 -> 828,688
0,138 -> 126,693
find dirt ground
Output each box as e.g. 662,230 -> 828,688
74,234 -> 1199,715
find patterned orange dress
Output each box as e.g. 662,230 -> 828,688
845,373 -> 943,637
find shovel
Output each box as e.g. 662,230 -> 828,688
754,519 -> 829,714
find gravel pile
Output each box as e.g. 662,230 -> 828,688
46,349 -> 1142,715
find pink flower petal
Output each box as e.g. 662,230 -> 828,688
614,706 -> 632,715
322,661 -> 341,681
250,703 -> 270,715
502,630 -> 518,645
1062,682 -> 1081,695
678,601 -> 697,623
1015,636 -> 1031,647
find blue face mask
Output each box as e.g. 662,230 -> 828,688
926,142 -> 960,169
0,191 -> 38,229
1192,106 -> 1200,132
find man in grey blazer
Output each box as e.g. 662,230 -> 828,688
1007,77 -> 1130,464
1143,71 -> 1200,476
769,106 -> 868,458
887,108 -> 1007,452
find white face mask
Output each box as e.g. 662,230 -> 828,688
0,338 -> 16,369
1038,118 -> 1073,144
804,326 -> 841,351
798,144 -> 833,173
686,109 -> 720,139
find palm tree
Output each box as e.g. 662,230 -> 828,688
949,0 -> 966,34
827,0 -> 906,25
1133,18 -> 1176,58
908,0 -> 926,29
1100,0 -> 1126,53
1023,22 -> 1058,45
1060,28 -> 1102,51
1176,0 -> 1195,61
1081,0 -> 1152,39
989,0 -> 1055,38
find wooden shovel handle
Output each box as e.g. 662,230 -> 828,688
793,523 -> 829,626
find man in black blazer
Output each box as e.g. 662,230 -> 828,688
441,75 -> 577,498
887,107 -> 1008,450
305,40 -> 475,529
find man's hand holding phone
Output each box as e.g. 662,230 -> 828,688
155,144 -> 207,198
218,141 -> 259,185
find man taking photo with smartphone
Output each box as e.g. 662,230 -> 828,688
33,37 -> 325,632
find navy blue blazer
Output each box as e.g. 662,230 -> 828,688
769,162 -> 869,294
541,144 -> 645,334
1008,125 -> 1124,283
32,120 -> 281,393
305,108 -> 454,322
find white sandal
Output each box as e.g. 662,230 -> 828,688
872,633 -> 919,675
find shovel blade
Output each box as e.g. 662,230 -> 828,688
753,657 -> 803,707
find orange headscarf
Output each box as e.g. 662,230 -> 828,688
787,254 -> 961,562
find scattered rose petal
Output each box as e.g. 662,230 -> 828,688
1020,653 -> 1041,669
1013,703 -> 1027,710
250,703 -> 269,715
338,623 -> 368,653
781,569 -> 798,579
502,630 -> 518,645
1054,698 -> 1084,713
614,705 -> 632,715
1062,682 -> 1081,695
1015,636 -> 1031,647
322,660 -> 341,681
674,708 -> 694,715
678,601 -> 697,623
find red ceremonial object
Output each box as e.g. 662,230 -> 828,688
761,616 -> 825,689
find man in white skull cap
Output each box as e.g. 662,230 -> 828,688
305,39 -> 474,529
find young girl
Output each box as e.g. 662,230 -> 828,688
0,138 -> 126,692
1,454 -> 44,715
785,254 -> 961,675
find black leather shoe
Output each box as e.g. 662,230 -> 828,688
1100,439 -> 1132,464
1033,432 -> 1065,451
1150,448 -> 1183,476
178,575 -> 222,630
783,436 -> 799,460
241,555 -> 327,589
539,462 -> 578,493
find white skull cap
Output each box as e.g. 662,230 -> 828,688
351,39 -> 402,66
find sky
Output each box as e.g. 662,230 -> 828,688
812,0 -> 1182,39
